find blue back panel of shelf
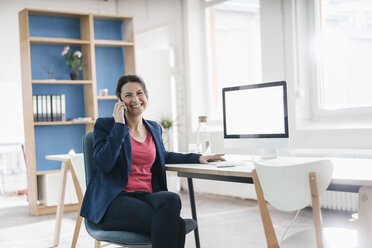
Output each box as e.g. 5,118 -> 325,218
94,19 -> 123,40
98,99 -> 117,117
35,125 -> 85,171
29,15 -> 81,39
32,84 -> 85,120
96,46 -> 125,117
31,44 -> 83,80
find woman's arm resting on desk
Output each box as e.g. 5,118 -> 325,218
199,154 -> 225,164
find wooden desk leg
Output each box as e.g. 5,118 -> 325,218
358,186 -> 372,247
53,160 -> 70,247
70,165 -> 84,248
187,178 -> 201,248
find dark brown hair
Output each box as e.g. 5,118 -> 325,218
115,74 -> 148,101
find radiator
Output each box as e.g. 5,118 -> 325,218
321,191 -> 358,212
289,149 -> 372,212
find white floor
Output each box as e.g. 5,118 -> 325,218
0,192 -> 354,248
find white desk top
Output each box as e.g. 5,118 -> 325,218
45,154 -> 372,187
45,154 -> 71,161
167,156 -> 372,187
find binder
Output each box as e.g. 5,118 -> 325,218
56,95 -> 61,121
37,95 -> 43,122
46,95 -> 52,122
51,95 -> 57,121
61,94 -> 66,121
33,95 -> 37,122
42,95 -> 47,122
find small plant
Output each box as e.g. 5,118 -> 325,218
160,118 -> 174,130
61,46 -> 84,72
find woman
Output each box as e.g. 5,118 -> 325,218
81,74 -> 224,248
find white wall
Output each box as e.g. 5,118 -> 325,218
0,0 -> 185,146
4,0 -> 372,199
0,0 -> 116,143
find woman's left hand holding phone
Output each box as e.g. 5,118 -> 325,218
113,100 -> 127,124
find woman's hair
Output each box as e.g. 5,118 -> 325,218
115,74 -> 148,101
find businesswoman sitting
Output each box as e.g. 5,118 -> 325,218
80,74 -> 224,248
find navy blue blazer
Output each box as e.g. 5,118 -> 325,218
80,117 -> 201,223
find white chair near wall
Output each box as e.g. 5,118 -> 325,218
252,158 -> 357,248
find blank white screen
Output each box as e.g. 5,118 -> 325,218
225,86 -> 285,135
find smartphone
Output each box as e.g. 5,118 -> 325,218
119,100 -> 127,122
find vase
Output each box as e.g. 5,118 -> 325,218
70,71 -> 79,80
162,129 -> 171,151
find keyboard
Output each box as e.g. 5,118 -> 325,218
208,161 -> 252,168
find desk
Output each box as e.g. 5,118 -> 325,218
47,154 -> 372,247
45,154 -> 80,247
167,157 -> 372,248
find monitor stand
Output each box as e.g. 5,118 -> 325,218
260,148 -> 278,160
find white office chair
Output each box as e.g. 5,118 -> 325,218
69,137 -> 197,248
252,158 -> 357,248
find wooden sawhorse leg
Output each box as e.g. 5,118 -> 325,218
53,160 -> 70,246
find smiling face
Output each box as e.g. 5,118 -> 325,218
120,82 -> 148,117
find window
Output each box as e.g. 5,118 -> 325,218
317,0 -> 372,111
204,0 -> 262,119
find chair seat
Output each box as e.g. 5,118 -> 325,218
85,219 -> 151,246
85,218 -> 197,246
185,218 -> 198,234
281,227 -> 357,248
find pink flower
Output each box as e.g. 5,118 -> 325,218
73,51 -> 82,58
61,46 -> 70,56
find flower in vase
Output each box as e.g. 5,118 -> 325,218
61,46 -> 84,72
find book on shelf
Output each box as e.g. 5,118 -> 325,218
37,95 -> 42,122
32,94 -> 66,122
51,95 -> 57,121
61,94 -> 66,122
42,95 -> 47,122
46,95 -> 52,122
33,95 -> 37,122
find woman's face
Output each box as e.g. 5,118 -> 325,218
120,82 -> 148,116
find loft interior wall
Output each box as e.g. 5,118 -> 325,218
0,0 -> 116,143
0,0 -> 185,147
3,0 -> 371,159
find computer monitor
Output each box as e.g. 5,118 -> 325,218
222,81 -> 289,159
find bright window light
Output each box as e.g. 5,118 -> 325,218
319,0 -> 372,110
205,0 -> 262,119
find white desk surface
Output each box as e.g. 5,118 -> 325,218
167,156 -> 372,188
45,154 -> 372,187
45,154 -> 71,162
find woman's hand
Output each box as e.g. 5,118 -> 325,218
113,101 -> 127,124
199,154 -> 226,164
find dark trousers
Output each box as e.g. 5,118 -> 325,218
99,190 -> 186,248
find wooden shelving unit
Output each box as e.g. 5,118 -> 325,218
29,37 -> 90,45
19,8 -> 136,215
34,120 -> 95,126
31,80 -> 93,84
97,95 -> 117,100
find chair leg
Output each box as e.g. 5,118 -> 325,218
252,169 -> 279,248
94,240 -> 101,248
309,172 -> 324,248
71,214 -> 83,248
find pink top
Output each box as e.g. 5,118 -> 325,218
123,131 -> 156,193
